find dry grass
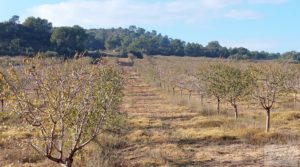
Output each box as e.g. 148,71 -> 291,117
0,124 -> 50,166
158,144 -> 186,160
234,128 -> 299,145
126,129 -> 150,143
149,131 -> 169,143
128,116 -> 162,128
3,148 -> 44,164
0,126 -> 32,140
173,127 -> 237,143
120,62 -> 300,166
74,133 -> 127,167
272,111 -> 300,122
2,57 -> 300,166
171,115 -> 229,128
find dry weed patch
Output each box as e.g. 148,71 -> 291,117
272,111 -> 300,122
173,128 -> 236,143
126,129 -> 149,142
171,116 -> 229,128
129,117 -> 162,128
234,128 -> 299,145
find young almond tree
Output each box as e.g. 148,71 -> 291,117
185,76 -> 199,102
251,63 -> 292,132
2,58 -> 123,167
198,63 -> 226,114
221,64 -> 254,119
284,65 -> 300,108
0,78 -> 7,112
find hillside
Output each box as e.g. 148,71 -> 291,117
1,16 -> 299,61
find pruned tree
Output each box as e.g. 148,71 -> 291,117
0,78 -> 7,112
184,76 -> 199,102
166,67 -> 182,96
176,74 -> 187,98
251,63 -> 292,132
221,64 -> 254,118
284,65 -> 300,108
198,63 -> 226,114
1,58 -> 123,167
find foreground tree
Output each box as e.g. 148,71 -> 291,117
251,63 -> 292,132
2,58 -> 123,167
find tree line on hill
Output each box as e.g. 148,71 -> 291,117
0,15 -> 300,60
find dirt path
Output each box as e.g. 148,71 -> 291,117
119,66 -> 300,167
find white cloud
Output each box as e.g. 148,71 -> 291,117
22,0 -> 242,27
23,0 -> 287,28
221,39 -> 279,51
225,9 -> 261,19
248,0 -> 287,5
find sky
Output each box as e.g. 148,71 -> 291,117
0,0 -> 299,53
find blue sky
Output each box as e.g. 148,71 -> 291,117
0,0 -> 299,53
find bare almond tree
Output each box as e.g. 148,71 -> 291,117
0,79 -> 7,112
2,58 -> 123,167
284,65 -> 300,108
251,63 -> 292,132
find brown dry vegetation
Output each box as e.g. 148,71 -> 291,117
117,56 -> 300,166
0,56 -> 300,166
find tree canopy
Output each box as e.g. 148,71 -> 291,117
0,15 -> 298,59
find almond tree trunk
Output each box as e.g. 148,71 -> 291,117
294,93 -> 297,108
66,161 -> 72,167
180,89 -> 183,98
233,104 -> 238,119
217,98 -> 220,114
188,91 -> 192,102
63,157 -> 74,167
266,108 -> 271,132
231,99 -> 238,119
1,99 -> 3,112
1,99 -> 4,112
